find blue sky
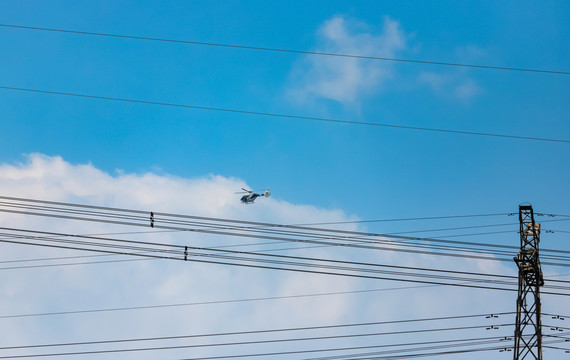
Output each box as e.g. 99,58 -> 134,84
0,1 -> 569,359
1,0 -> 569,217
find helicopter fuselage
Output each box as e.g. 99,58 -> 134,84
240,193 -> 262,204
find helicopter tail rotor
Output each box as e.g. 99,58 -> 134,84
264,188 -> 271,198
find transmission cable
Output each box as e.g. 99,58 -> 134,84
0,323 -> 517,359
0,23 -> 568,75
292,213 -> 511,226
0,314 -> 516,351
0,288 -> 502,319
0,197 -> 560,263
1,196 -> 570,267
2,237 -> 570,296
1,86 -> 569,143
6,333 -> 560,360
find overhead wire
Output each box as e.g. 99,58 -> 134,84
0,23 -> 568,75
0,336 -> 523,360
7,333 -> 565,360
1,85 -> 570,144
0,197 -> 543,253
0,231 -> 518,282
1,197 -> 569,296
0,226 -> 538,283
0,230 -> 523,273
0,335 -> 516,358
383,222 -> 519,235
0,335 -> 519,360
1,197 -> 570,270
301,338 -> 568,360
0,314 -> 520,359
550,229 -> 570,234
0,316 -> 516,351
291,213 -> 512,226
2,233 -> 570,296
0,226 -> 564,271
0,255 -> 148,270
2,226 -> 561,271
543,312 -> 570,319
0,21 -> 567,359
1,196 -> 570,270
0,237 -> 530,294
0,287 -> 497,319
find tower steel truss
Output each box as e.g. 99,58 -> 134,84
513,205 -> 544,360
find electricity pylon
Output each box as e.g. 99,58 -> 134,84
513,205 -> 544,360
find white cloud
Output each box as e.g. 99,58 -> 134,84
0,154 -> 363,358
454,78 -> 481,100
418,71 -> 446,92
286,16 -> 487,108
455,44 -> 488,61
0,154 -> 554,360
416,44 -> 487,101
419,70 -> 482,101
287,15 -> 406,107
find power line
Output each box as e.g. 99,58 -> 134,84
7,333 -> 562,360
7,235 -> 570,291
4,227 -> 538,270
543,312 -> 570,319
1,85 -> 569,144
0,226 -> 537,281
302,337 -> 569,360
0,286 -> 469,319
1,196 -> 569,268
550,229 -> 570,234
0,313 -> 515,350
0,23 -> 568,75
0,335 -> 517,360
0,227 -> 519,269
1,214 -> 569,271
0,228 -> 561,272
2,234 -> 570,296
0,256 -> 148,271
1,197 -> 569,295
0,231 -> 519,282
0,197 -> 550,255
0,237 -> 526,294
0,197 -> 567,356
292,213 -> 511,226
0,217 -> 570,278
0,321 -> 519,359
383,222 -> 518,235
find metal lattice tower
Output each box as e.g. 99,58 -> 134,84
513,205 -> 544,360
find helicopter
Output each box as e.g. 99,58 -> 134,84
236,188 -> 271,204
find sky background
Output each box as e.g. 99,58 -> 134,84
0,1 -> 569,359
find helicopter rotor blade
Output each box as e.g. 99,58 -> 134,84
235,188 -> 253,194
